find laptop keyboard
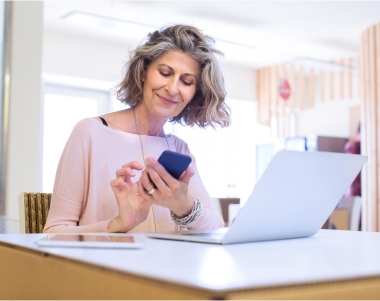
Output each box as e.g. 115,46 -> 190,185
181,232 -> 225,239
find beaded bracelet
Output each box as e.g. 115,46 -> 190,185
171,196 -> 202,228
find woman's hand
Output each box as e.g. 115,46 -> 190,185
137,157 -> 195,217
108,161 -> 152,232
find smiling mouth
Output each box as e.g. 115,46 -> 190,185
157,94 -> 177,104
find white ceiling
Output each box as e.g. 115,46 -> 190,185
44,1 -> 380,69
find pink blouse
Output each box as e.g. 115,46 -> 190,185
43,118 -> 224,233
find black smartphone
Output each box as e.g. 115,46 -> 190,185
157,151 -> 192,179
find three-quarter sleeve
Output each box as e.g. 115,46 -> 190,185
44,196 -> 112,233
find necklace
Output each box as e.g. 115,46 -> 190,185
133,106 -> 171,232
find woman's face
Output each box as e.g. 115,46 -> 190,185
141,51 -> 200,120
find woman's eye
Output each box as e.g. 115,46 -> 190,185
182,80 -> 194,86
160,72 -> 170,77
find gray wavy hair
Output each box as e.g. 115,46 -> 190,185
116,24 -> 230,129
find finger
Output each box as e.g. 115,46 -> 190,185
122,161 -> 144,170
146,157 -> 177,188
179,165 -> 195,184
110,177 -> 127,190
141,169 -> 156,193
147,166 -> 169,195
116,167 -> 135,178
137,179 -> 147,198
116,167 -> 135,185
137,179 -> 154,202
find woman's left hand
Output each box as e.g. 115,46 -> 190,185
137,156 -> 195,217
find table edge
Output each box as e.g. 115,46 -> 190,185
2,237 -> 380,296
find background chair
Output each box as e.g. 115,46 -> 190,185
323,196 -> 362,231
18,192 -> 52,233
228,203 -> 242,227
334,196 -> 362,231
211,198 -> 240,227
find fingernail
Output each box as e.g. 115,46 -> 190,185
147,157 -> 153,164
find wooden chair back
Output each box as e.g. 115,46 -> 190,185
217,198 -> 240,227
18,193 -> 52,233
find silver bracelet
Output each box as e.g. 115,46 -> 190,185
171,196 -> 202,228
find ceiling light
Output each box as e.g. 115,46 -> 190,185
61,11 -> 158,39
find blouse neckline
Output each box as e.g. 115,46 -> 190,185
91,117 -> 174,141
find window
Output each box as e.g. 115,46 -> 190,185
166,99 -> 271,205
42,84 -> 124,193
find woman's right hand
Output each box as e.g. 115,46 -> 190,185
108,161 -> 151,232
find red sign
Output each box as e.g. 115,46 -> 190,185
278,78 -> 291,100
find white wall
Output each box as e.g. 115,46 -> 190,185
296,65 -> 360,138
43,30 -> 131,84
6,2 -> 43,218
297,98 -> 361,137
221,63 -> 256,102
42,30 -> 257,102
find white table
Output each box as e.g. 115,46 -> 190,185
1,230 -> 380,299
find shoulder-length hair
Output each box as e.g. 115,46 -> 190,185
116,24 -> 230,129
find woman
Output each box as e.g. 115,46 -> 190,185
44,25 -> 230,233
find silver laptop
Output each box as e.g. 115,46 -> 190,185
146,150 -> 367,244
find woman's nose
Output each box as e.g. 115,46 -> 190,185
165,78 -> 179,96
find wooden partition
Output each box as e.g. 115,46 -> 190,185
360,23 -> 380,232
256,59 -> 356,138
